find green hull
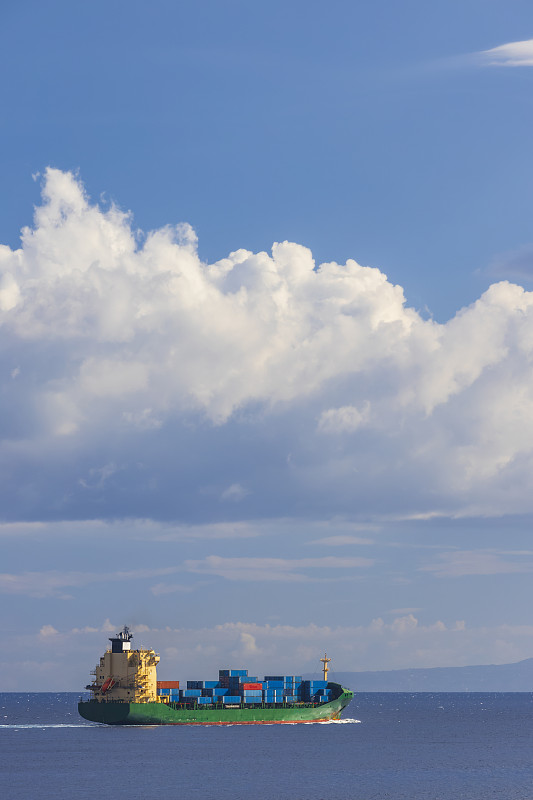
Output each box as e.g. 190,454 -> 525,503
78,683 -> 353,725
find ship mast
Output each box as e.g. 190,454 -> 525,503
320,652 -> 331,682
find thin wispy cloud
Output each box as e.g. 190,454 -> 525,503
308,535 -> 374,546
486,244 -> 533,282
0,519 -> 260,541
185,555 -> 375,582
0,567 -> 180,598
477,38 -> 533,67
420,550 -> 533,578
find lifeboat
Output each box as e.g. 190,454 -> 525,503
101,678 -> 115,694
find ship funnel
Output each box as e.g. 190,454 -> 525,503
109,625 -> 133,653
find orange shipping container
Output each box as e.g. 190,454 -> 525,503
157,681 -> 180,689
242,683 -> 262,690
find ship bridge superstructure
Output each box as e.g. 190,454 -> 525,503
86,626 -> 160,703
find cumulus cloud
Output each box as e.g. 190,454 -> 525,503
39,624 -> 59,637
3,169 -> 533,521
51,616 -> 533,679
478,38 -> 533,67
8,613 -> 533,689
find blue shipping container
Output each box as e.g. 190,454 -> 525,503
222,696 -> 242,703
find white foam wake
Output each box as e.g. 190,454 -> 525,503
0,724 -> 96,729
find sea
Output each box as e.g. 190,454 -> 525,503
2,692 -> 533,799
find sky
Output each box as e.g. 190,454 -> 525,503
2,0 -> 533,690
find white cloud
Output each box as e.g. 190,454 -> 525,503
318,404 -> 370,434
62,617 -> 533,677
478,38 -> 533,67
39,624 -> 59,638
0,519 -> 260,541
421,550 -> 533,578
220,483 -> 249,502
78,462 -> 119,489
0,566 -> 180,598
7,614 -> 533,689
487,244 -> 533,281
150,582 -> 194,596
185,555 -> 375,582
4,170 -> 533,520
308,535 -> 374,546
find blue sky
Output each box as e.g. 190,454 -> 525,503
2,1 -> 533,689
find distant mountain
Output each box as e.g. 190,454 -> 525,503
326,658 -> 533,692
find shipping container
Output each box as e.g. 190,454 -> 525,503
157,681 -> 180,689
204,681 -> 220,689
187,680 -> 205,690
264,676 -> 284,681
182,689 -> 202,697
222,696 -> 242,703
241,682 -> 262,690
230,669 -> 248,677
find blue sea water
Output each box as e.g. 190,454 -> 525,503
1,692 -> 533,799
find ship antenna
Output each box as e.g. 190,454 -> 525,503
320,652 -> 332,682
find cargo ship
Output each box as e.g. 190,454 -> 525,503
78,626 -> 354,725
